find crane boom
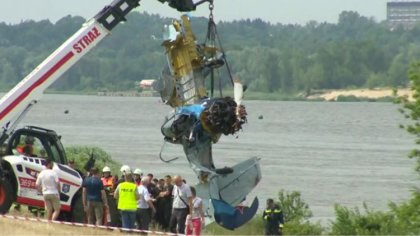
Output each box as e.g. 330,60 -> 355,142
0,0 -> 143,139
0,21 -> 107,134
0,0 -> 202,141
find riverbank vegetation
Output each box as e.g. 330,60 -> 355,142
1,12 -> 420,97
65,146 -> 120,175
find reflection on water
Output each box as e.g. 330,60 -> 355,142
19,94 -> 418,223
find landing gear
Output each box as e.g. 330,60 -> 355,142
0,179 -> 14,214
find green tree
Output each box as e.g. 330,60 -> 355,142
0,11 -> 418,94
387,53 -> 409,87
277,190 -> 323,235
65,145 -> 121,176
0,62 -> 18,89
277,190 -> 312,222
399,62 -> 420,173
328,61 -> 420,235
330,203 -> 398,235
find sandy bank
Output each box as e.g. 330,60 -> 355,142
307,88 -> 413,101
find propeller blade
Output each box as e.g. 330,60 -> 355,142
234,81 -> 243,106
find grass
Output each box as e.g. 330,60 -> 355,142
0,217 -> 119,235
3,206 -> 158,235
203,215 -> 265,235
2,207 -> 115,235
6,204 -> 264,235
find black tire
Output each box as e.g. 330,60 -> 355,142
0,179 -> 14,214
71,195 -> 85,223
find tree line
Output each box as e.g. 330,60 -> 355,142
1,11 -> 420,93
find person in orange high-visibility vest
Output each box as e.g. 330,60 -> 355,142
101,166 -> 115,193
114,168 -> 140,229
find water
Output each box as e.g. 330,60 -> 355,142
18,94 -> 419,224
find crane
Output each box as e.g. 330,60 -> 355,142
0,0 -> 212,223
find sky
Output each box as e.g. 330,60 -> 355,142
0,0 -> 389,25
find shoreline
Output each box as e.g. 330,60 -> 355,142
1,88 -> 414,102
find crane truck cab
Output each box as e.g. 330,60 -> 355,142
0,126 -> 84,222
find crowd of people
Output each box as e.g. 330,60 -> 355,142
35,159 -> 285,235
35,159 -> 205,235
86,164 -> 205,235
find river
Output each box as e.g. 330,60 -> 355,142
18,94 -> 419,224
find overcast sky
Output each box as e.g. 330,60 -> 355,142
0,0 -> 389,25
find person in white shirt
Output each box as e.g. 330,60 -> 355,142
35,158 -> 60,221
136,176 -> 156,231
185,186 -> 204,236
169,175 -> 192,234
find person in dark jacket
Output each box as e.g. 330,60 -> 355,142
159,175 -> 173,231
263,199 -> 284,235
82,167 -> 109,225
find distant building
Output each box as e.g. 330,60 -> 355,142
387,1 -> 420,29
138,79 -> 156,89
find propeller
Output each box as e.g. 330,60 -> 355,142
233,76 -> 247,122
234,80 -> 244,107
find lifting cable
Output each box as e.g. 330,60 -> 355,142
204,1 -> 234,98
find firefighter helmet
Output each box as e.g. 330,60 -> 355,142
120,165 -> 131,175
133,168 -> 143,175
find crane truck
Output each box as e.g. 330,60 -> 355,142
0,0 -> 210,222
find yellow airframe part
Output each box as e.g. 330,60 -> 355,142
161,15 -> 218,107
162,15 -> 202,79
